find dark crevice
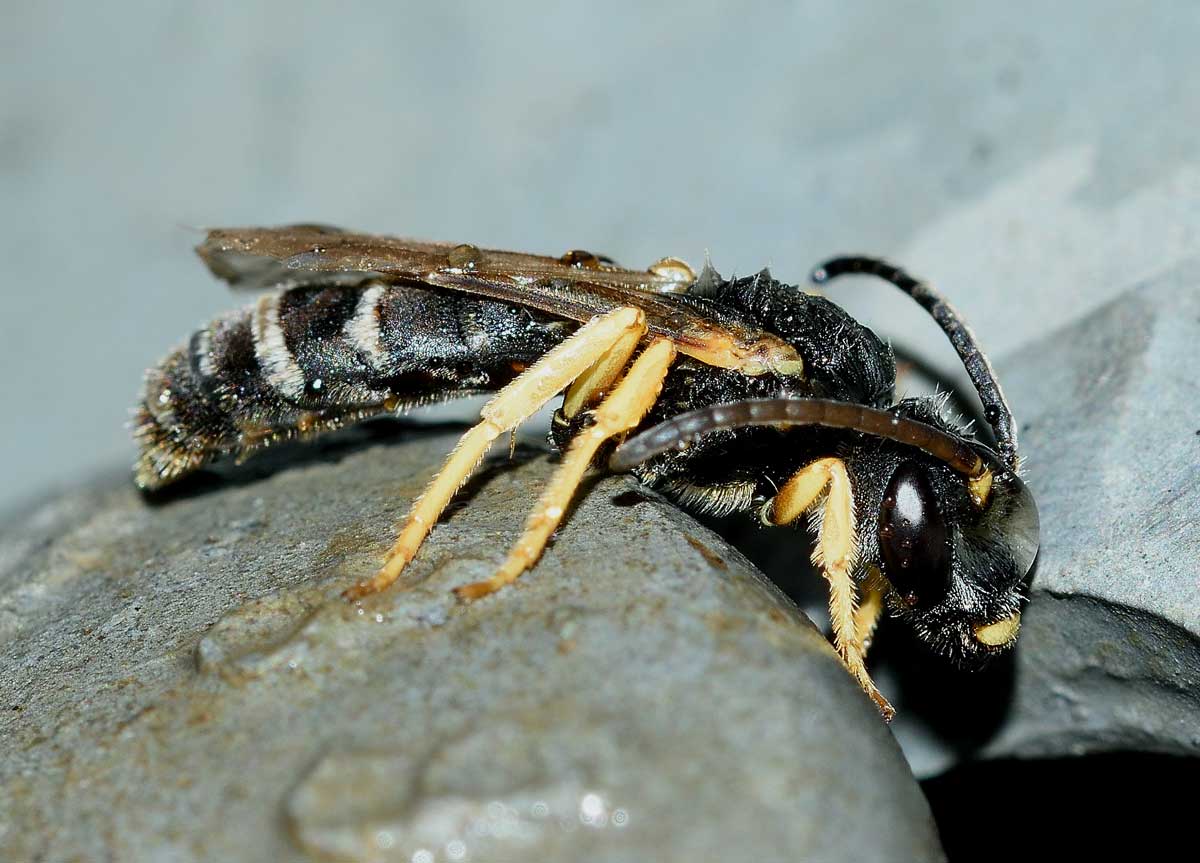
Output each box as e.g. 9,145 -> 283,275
924,753 -> 1200,860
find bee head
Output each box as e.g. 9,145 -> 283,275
871,447 -> 1039,667
609,397 -> 1041,668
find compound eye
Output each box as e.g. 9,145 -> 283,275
878,461 -> 951,607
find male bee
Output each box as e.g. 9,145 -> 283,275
135,225 -> 1039,719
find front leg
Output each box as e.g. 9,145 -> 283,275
766,458 -> 895,721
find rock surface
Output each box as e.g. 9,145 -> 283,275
0,432 -> 944,862
971,263 -> 1200,760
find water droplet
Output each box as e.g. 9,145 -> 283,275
448,243 -> 483,269
648,256 -> 696,284
560,249 -> 602,268
580,793 -> 604,821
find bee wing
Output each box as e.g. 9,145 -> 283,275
197,225 -> 801,374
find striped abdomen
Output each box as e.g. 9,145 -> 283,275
134,282 -> 570,489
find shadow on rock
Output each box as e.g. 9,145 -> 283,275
140,419 -> 486,504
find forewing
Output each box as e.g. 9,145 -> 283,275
197,225 -> 801,374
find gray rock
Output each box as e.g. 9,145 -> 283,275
889,264 -> 1200,772
0,432 -> 944,862
976,262 -> 1200,760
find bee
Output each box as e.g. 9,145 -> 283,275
135,225 -> 1040,720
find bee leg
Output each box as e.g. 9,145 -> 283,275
766,458 -> 895,721
854,567 -> 887,657
455,338 -> 677,601
343,307 -> 648,601
560,322 -> 646,419
549,318 -> 646,449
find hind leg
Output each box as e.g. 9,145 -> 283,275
455,338 -> 676,601
344,307 -> 647,600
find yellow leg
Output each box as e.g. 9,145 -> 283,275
854,566 -> 887,657
343,307 -> 647,600
560,323 -> 645,419
769,458 -> 894,721
455,338 -> 677,601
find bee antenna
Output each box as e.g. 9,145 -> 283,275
810,256 -> 1018,469
609,398 -> 987,478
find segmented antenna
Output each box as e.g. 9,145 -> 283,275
609,398 -> 986,477
810,257 -> 1018,469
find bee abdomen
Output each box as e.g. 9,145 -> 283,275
134,282 -> 569,489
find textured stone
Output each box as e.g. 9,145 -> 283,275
973,264 -> 1200,760
0,432 -> 944,862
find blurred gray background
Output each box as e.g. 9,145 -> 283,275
3,0 -> 1199,511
